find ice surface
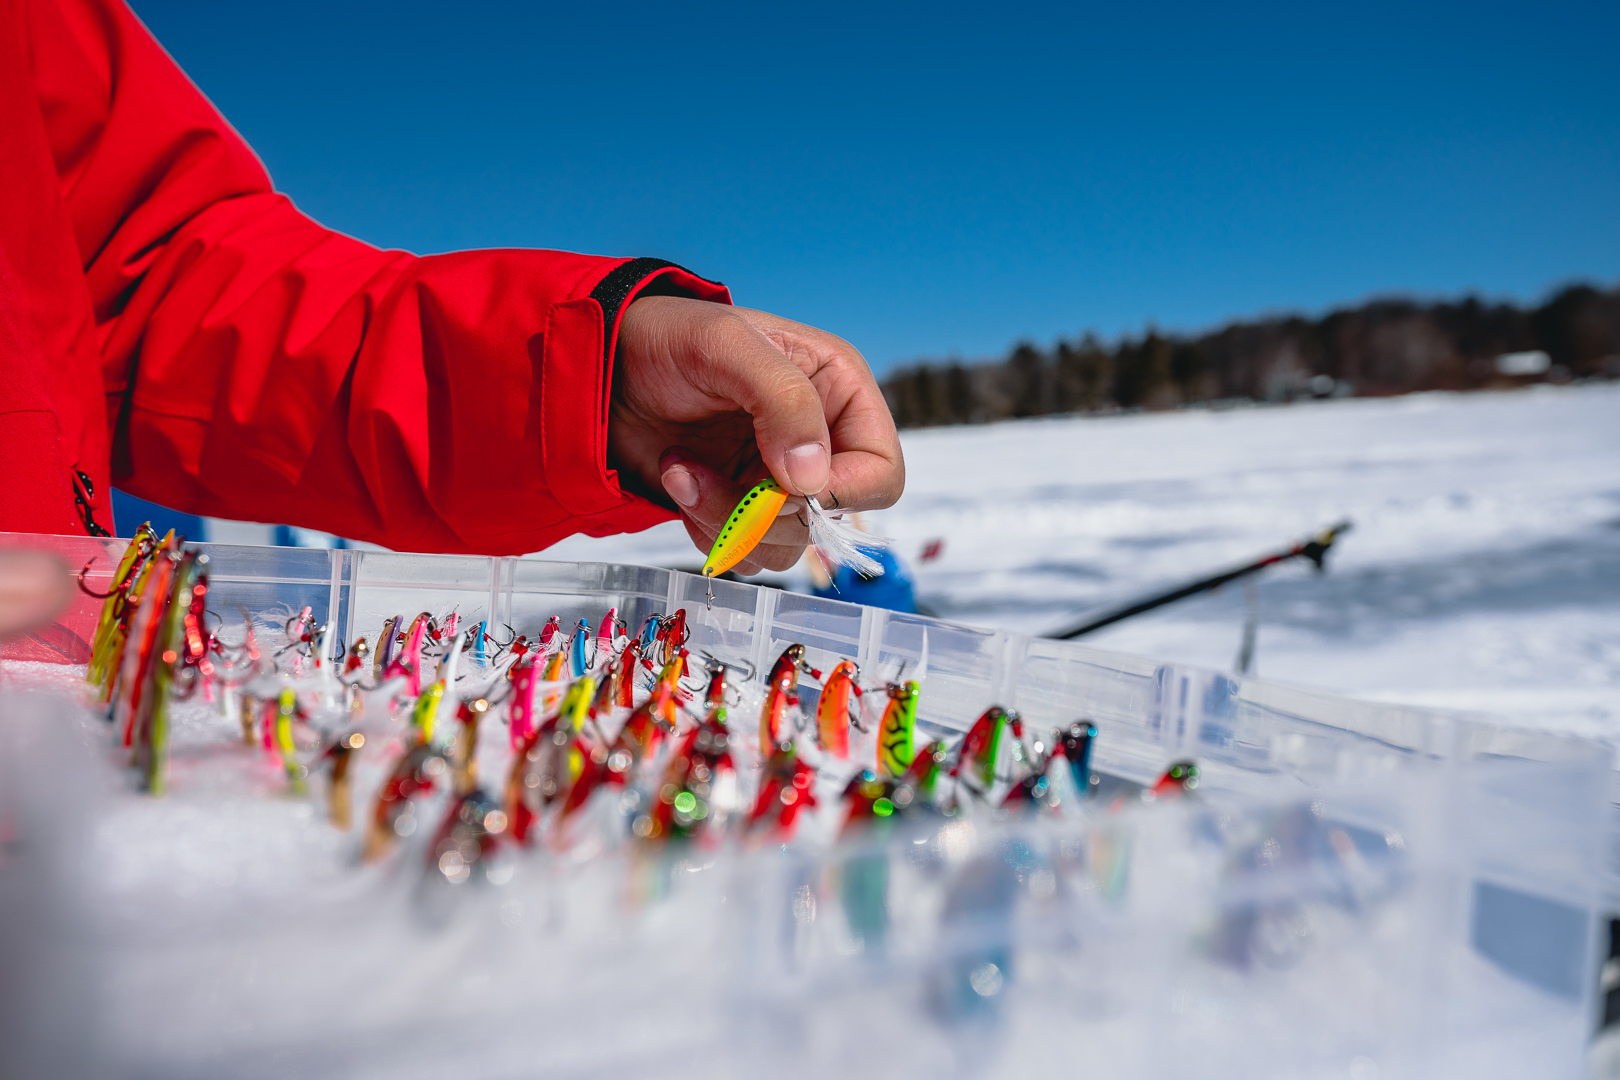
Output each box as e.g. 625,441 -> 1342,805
547,384 -> 1620,741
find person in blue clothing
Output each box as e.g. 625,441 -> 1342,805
809,546 -> 918,614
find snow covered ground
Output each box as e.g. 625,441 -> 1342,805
548,383 -> 1620,744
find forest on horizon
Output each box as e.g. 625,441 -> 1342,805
880,283 -> 1620,429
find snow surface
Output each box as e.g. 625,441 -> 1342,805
547,384 -> 1620,744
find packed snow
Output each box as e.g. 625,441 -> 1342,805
548,383 -> 1620,744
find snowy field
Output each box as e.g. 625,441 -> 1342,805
549,383 -> 1620,744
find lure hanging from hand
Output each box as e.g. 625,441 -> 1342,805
703,478 -> 892,590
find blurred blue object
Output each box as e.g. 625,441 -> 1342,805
111,488 -> 205,542
811,548 -> 916,613
273,525 -> 347,549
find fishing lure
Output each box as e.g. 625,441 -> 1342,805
411,679 -> 445,744
635,613 -> 661,653
508,658 -> 539,750
1053,721 -> 1097,798
273,685 -> 307,795
1150,760 -> 1199,799
101,528 -> 175,708
568,619 -> 591,677
561,680 -> 673,819
1001,771 -> 1054,812
841,769 -> 901,831
427,788 -> 507,886
170,553 -> 214,698
284,606 -> 318,657
701,656 -> 734,717
760,644 -> 821,755
139,549 -> 200,794
324,731 -> 365,830
116,544 -> 175,746
702,477 -> 890,590
953,706 -> 1022,794
643,710 -> 735,842
875,681 -> 920,779
389,613 -> 430,695
344,636 -> 370,675
613,639 -> 641,708
452,696 -> 488,795
748,740 -> 818,840
364,742 -> 448,862
652,648 -> 688,698
815,660 -> 862,758
505,676 -> 597,842
657,610 -> 687,668
85,523 -> 157,687
594,607 -> 618,664
374,615 -> 401,681
704,480 -> 789,581
537,615 -> 563,653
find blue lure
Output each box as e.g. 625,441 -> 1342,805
472,619 -> 488,664
569,619 -> 591,678
637,614 -> 662,652
1055,721 -> 1097,797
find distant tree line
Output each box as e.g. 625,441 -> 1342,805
881,284 -> 1620,428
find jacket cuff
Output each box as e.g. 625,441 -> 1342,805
539,259 -> 730,522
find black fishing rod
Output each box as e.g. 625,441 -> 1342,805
1045,521 -> 1353,640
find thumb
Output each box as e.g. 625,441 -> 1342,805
705,319 -> 832,497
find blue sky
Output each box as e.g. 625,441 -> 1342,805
133,0 -> 1619,374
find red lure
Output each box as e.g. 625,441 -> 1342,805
613,639 -> 641,708
656,609 -> 687,667
560,683 -> 674,818
815,659 -> 861,758
748,741 -> 818,840
759,644 -> 820,755
1150,760 -> 1200,799
363,741 -> 447,862
644,713 -> 734,841
537,615 -> 562,652
595,606 -> 618,665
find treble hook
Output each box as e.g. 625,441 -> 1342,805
699,650 -> 755,683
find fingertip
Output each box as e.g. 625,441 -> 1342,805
783,443 -> 831,497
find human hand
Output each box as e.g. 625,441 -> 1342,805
0,551 -> 72,641
610,297 -> 904,573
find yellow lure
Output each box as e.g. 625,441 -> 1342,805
559,676 -> 595,732
876,681 -> 920,779
703,480 -> 789,578
411,679 -> 445,744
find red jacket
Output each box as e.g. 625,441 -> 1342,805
0,0 -> 724,553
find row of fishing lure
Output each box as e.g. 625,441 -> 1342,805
79,523 -> 1204,892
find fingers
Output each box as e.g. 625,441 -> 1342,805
690,315 -> 833,497
0,551 -> 73,641
660,451 -> 810,573
729,308 -> 905,512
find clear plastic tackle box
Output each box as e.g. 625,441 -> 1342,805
0,531 -> 1612,1079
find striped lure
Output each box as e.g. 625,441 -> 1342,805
876,681 -> 919,779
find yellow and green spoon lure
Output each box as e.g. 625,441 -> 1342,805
703,480 -> 789,579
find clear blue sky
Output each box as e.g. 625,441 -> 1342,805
132,0 -> 1620,375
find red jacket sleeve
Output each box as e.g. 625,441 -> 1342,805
33,0 -> 726,554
